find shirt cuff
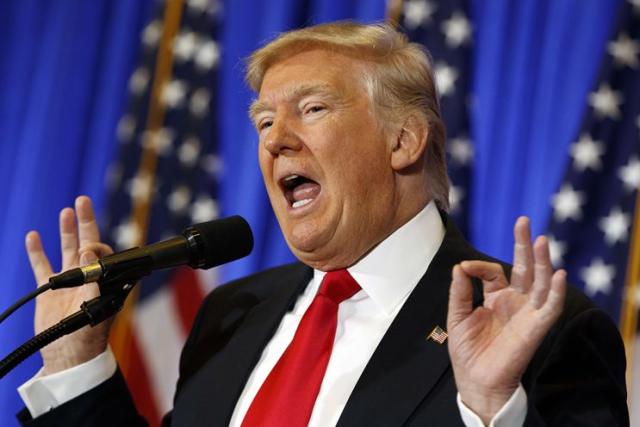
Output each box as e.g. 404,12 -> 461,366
457,384 -> 527,427
17,348 -> 117,418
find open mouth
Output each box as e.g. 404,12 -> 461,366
281,174 -> 321,209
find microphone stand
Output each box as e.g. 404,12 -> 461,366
0,257 -> 153,379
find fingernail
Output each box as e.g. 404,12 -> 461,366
80,251 -> 97,266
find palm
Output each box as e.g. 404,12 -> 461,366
450,288 -> 552,390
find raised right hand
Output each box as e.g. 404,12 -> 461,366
26,196 -> 114,375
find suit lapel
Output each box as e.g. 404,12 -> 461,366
172,264 -> 312,427
337,219 -> 481,426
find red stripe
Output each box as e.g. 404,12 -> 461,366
170,266 -> 206,335
124,335 -> 162,427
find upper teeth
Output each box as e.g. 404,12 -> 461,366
284,175 -> 299,182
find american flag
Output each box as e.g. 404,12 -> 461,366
427,325 -> 448,344
545,0 -> 640,421
396,0 -> 474,236
102,0 -> 223,424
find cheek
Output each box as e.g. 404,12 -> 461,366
257,148 -> 272,180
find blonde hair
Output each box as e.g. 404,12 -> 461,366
246,21 -> 449,211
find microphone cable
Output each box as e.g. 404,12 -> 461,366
0,283 -> 52,325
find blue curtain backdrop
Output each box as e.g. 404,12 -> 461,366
0,0 -> 622,424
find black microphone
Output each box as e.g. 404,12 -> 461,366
48,216 -> 253,289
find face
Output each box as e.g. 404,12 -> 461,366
252,49 -> 404,270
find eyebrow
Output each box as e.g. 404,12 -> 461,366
249,83 -> 339,123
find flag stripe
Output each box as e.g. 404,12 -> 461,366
134,286 -> 186,415
126,335 -> 162,427
170,267 -> 206,335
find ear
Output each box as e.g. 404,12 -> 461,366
390,115 -> 429,171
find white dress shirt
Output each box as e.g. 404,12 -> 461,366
19,201 -> 526,426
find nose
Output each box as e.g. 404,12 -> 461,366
263,114 -> 303,155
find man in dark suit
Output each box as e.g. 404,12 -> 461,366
18,22 -> 628,426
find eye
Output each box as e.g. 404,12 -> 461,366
304,104 -> 325,115
258,119 -> 273,131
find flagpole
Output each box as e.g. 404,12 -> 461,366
386,0 -> 403,27
110,0 -> 185,377
620,189 -> 640,399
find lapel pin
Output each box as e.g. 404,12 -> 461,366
426,326 -> 448,344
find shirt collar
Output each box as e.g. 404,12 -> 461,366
313,201 -> 445,316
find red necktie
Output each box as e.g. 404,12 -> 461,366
241,269 -> 361,427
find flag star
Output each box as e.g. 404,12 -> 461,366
403,0 -> 437,30
551,184 -> 585,222
190,87 -> 211,117
129,67 -> 150,95
142,128 -> 174,156
607,32 -> 639,68
441,11 -> 472,48
161,80 -> 188,109
126,173 -> 154,202
112,220 -> 142,250
547,235 -> 567,267
187,0 -> 221,15
142,20 -> 163,48
618,157 -> 640,191
168,186 -> 192,214
570,133 -> 605,171
191,196 -> 219,223
117,115 -> 136,143
187,0 -> 209,11
599,207 -> 631,245
173,31 -> 199,63
201,154 -> 224,176
195,40 -> 220,71
448,185 -> 464,213
588,83 -> 623,120
448,136 -> 473,166
434,62 -> 459,97
580,258 -> 615,296
179,137 -> 201,167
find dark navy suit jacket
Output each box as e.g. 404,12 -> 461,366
18,218 -> 629,426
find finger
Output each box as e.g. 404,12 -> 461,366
79,250 -> 98,267
530,236 -> 553,309
540,269 -> 566,321
60,207 -> 79,270
25,231 -> 54,287
75,196 -> 101,247
459,261 -> 509,293
511,217 -> 534,292
79,251 -> 102,299
447,265 -> 474,331
79,242 -> 113,259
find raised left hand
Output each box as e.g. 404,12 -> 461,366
446,217 -> 566,424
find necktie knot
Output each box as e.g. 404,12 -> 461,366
318,269 -> 361,304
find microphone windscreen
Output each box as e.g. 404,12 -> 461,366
190,216 -> 254,269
